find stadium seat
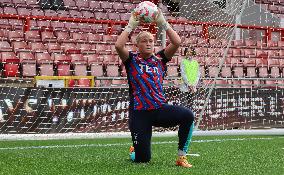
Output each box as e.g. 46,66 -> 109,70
25,31 -> 41,42
17,7 -> 31,15
209,39 -> 221,47
0,41 -> 13,51
8,30 -> 24,41
90,64 -> 104,77
85,54 -> 103,65
87,33 -> 103,43
113,3 -> 127,13
35,52 -> 54,76
55,31 -> 72,43
13,0 -> 28,8
1,52 -> 20,77
120,13 -> 131,21
71,33 -> 88,43
244,39 -> 257,48
63,0 -> 77,9
94,12 -> 108,20
41,31 -> 57,42
101,1 -> 114,12
221,66 -> 232,78
61,43 -> 80,54
256,58 -> 268,78
89,1 -> 103,12
70,54 -> 88,76
232,48 -> 242,57
52,54 -> 71,76
106,65 -> 120,77
167,65 -> 178,77
46,43 -> 63,53
102,35 -> 117,43
243,48 -> 256,58
12,41 -> 31,53
96,44 -> 112,55
81,10 -> 95,18
78,78 -> 91,87
19,52 -> 36,77
232,40 -> 245,47
26,0 -> 40,8
195,47 -> 207,56
108,12 -> 120,21
268,58 -> 280,78
103,55 -> 119,65
77,43 -> 95,54
75,0 -> 90,11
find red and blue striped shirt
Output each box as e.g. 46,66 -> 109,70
124,50 -> 169,110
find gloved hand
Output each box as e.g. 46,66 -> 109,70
155,9 -> 170,30
125,12 -> 140,33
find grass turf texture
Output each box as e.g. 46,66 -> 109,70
0,135 -> 283,175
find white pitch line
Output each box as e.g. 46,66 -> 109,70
0,137 -> 277,151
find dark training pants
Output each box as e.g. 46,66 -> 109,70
129,104 -> 195,163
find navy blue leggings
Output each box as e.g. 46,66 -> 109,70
128,104 -> 195,163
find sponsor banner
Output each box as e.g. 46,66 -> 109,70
0,87 -> 283,133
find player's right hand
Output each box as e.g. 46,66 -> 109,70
125,12 -> 140,33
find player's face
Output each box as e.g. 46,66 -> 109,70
137,34 -> 154,56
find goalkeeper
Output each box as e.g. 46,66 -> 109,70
115,9 -> 195,168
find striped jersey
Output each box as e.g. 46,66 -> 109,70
124,50 -> 169,110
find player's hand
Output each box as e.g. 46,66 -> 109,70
155,9 -> 169,30
125,12 -> 140,33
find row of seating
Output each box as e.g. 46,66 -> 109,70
2,52 -> 284,79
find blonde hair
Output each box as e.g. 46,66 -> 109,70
135,31 -> 154,44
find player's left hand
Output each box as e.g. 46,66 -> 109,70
155,9 -> 169,30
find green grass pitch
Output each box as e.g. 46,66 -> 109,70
0,135 -> 283,175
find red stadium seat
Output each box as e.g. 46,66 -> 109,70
71,33 -> 88,43
13,0 -> 28,7
25,31 -> 41,42
90,64 -> 104,77
1,52 -> 20,77
76,0 -> 90,10
244,39 -> 257,48
61,43 -> 80,54
108,13 -> 120,21
8,31 -> 24,41
95,44 -> 112,55
94,12 -> 108,20
63,0 -> 77,9
101,1 -> 114,11
17,7 -> 31,15
78,78 -> 91,87
17,52 -> 35,62
26,0 -> 40,8
167,65 -> 178,77
221,66 -> 232,78
243,48 -> 256,58
52,54 -> 71,76
35,53 -> 54,76
55,31 -> 72,43
89,1 -> 103,12
87,33 -> 103,43
81,10 -> 95,18
106,65 -> 120,77
0,41 -> 13,51
113,3 -> 127,13
41,31 -> 57,42
46,43 -> 63,53
85,54 -> 103,64
12,41 -> 31,53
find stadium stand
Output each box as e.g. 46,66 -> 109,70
0,0 -> 282,88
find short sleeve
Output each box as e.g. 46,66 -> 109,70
123,51 -> 133,68
156,49 -> 169,65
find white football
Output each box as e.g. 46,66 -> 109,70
133,1 -> 159,23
